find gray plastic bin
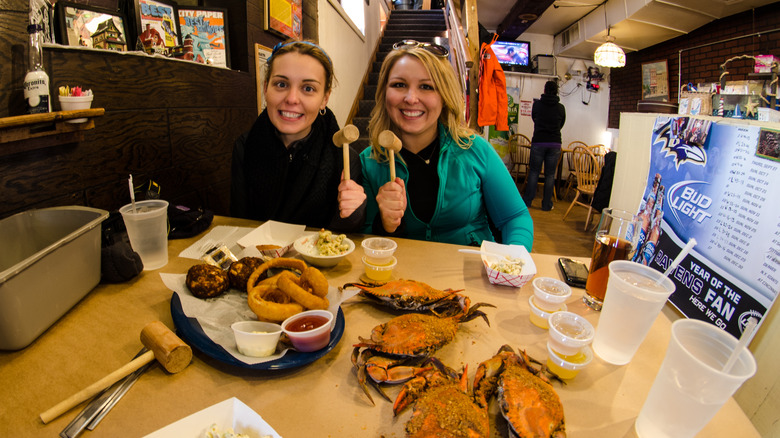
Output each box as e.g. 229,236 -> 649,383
0,206 -> 108,350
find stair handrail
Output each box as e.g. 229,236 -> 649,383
443,0 -> 472,109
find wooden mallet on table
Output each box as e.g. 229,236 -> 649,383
40,321 -> 192,424
332,124 -> 359,180
378,130 -> 402,181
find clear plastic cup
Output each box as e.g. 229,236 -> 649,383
592,261 -> 675,365
532,277 -> 572,311
281,310 -> 334,352
548,311 -> 595,356
361,237 -> 397,265
528,295 -> 566,330
635,319 -> 757,437
362,256 -> 397,282
119,199 -> 169,270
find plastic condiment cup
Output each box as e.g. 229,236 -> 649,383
361,237 -> 397,265
532,277 -> 572,311
231,321 -> 282,357
546,341 -> 593,380
362,256 -> 397,282
547,311 -> 595,356
528,295 -> 567,330
281,310 -> 334,352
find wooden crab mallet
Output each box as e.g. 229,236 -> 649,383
40,321 -> 192,424
332,124 -> 359,180
378,130 -> 402,181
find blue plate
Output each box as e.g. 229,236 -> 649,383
170,292 -> 345,370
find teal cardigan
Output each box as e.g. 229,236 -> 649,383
359,125 -> 534,250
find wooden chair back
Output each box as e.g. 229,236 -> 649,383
571,145 -> 601,195
508,134 -> 531,183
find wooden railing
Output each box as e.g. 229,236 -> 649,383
443,0 -> 472,115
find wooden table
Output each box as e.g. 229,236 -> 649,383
1,216 -> 759,437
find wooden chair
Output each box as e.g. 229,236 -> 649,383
589,144 -> 606,168
563,141 -> 587,198
562,145 -> 602,230
508,134 -> 531,185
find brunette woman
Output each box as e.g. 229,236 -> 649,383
231,40 -> 366,230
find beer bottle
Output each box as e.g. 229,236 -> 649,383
23,23 -> 51,114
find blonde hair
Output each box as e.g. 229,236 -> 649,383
367,47 -> 473,162
264,39 -> 336,93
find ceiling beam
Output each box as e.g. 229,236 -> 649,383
496,0 -> 556,41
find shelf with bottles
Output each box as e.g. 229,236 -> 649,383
0,108 -> 105,156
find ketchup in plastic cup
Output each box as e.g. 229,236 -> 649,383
282,310 -> 334,352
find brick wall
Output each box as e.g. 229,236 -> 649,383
608,4 -> 780,128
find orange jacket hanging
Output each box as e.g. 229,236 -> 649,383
478,36 -> 509,131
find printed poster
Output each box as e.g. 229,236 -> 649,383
138,0 -> 177,50
178,9 -> 228,68
633,116 -> 780,338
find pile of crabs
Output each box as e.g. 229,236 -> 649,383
343,279 -> 566,438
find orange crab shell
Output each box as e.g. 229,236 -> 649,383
346,279 -> 469,314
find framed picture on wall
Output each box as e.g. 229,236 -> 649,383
641,60 -> 670,102
177,7 -> 230,68
264,0 -> 302,39
55,2 -> 128,51
255,43 -> 273,114
132,0 -> 179,54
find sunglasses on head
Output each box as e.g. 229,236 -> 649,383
392,40 -> 449,58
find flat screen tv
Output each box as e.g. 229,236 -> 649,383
492,40 -> 531,72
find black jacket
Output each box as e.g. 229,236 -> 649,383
230,107 -> 365,231
531,94 -> 566,144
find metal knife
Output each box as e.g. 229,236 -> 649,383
60,348 -> 152,438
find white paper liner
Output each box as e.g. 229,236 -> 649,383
236,221 -> 306,259
178,226 -> 256,260
161,273 -> 359,365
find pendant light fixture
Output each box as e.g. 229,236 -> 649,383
594,3 -> 625,68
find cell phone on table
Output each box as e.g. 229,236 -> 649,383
558,257 -> 589,288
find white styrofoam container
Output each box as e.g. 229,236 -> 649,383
0,206 -> 108,350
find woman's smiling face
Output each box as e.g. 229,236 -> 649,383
384,55 -> 443,150
265,52 -> 331,147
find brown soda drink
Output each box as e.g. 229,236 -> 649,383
584,234 -> 633,304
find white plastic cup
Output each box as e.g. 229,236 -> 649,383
635,319 -> 757,438
592,260 -> 675,365
119,199 -> 169,270
59,95 -> 93,123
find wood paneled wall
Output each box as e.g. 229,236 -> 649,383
0,0 -> 312,220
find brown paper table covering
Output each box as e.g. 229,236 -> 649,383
1,216 -> 759,437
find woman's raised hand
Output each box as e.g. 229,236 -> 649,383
338,177 -> 366,218
376,177 -> 407,233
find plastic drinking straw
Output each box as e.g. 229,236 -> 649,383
128,174 -> 137,213
654,238 -> 697,285
723,316 -> 758,372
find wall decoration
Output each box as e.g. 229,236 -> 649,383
265,0 -> 302,39
132,0 -> 179,54
255,43 -> 273,114
642,60 -> 670,102
55,2 -> 128,51
178,7 -> 230,68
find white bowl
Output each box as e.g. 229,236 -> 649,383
547,311 -> 595,355
293,233 -> 355,268
481,240 -> 536,288
231,321 -> 282,357
281,310 -> 334,352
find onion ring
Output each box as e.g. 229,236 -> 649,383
299,267 -> 329,298
278,274 -> 330,310
246,257 -> 308,292
248,284 -> 304,322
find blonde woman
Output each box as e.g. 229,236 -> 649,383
359,40 -> 533,249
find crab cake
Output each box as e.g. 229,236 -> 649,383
186,264 -> 229,298
228,256 -> 264,292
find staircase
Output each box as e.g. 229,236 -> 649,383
350,9 -> 449,151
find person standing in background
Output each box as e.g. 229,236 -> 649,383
523,80 -> 566,211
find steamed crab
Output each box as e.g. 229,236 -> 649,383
474,345 -> 566,438
343,279 -> 469,315
393,357 -> 489,438
353,303 -> 494,403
